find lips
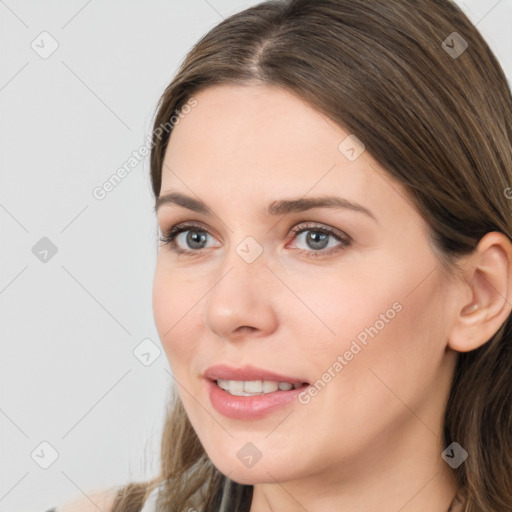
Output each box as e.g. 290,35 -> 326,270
203,364 -> 309,386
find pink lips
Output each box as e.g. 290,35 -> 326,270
203,364 -> 310,420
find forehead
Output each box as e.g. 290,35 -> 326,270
160,84 -> 408,222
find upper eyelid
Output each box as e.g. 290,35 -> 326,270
161,221 -> 350,245
160,220 -> 345,234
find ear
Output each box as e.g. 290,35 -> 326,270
448,232 -> 512,352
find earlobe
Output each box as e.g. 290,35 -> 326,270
448,232 -> 512,353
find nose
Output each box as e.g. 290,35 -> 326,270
203,247 -> 278,341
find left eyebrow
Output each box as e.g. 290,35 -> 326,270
155,192 -> 377,222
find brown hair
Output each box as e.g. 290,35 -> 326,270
111,1 -> 512,511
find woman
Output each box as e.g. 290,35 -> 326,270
50,0 -> 512,510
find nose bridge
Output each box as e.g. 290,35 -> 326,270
216,230 -> 268,286
203,233 -> 276,338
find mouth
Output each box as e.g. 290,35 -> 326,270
203,364 -> 310,396
203,364 -> 311,419
205,376 -> 311,420
213,379 -> 309,396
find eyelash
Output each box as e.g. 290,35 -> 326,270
158,222 -> 352,258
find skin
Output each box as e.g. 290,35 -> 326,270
152,84 -> 512,512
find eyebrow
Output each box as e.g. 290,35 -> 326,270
155,191 -> 377,221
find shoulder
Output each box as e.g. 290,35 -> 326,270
54,488 -> 118,512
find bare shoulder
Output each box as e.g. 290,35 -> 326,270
57,487 -> 118,512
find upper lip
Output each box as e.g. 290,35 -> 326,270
204,364 -> 309,384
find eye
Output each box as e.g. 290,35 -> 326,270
159,221 -> 351,257
159,222 -> 219,255
287,222 -> 351,257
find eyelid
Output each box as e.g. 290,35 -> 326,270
288,222 -> 351,243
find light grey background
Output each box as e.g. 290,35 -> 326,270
0,1 -> 510,510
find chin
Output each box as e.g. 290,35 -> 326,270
208,452 -> 303,485
217,466 -> 285,485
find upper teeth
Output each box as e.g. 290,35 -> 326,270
216,379 -> 301,396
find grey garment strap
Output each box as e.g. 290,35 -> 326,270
137,477 -> 247,512
218,477 -> 234,512
218,478 -> 253,512
139,480 -> 209,512
140,484 -> 162,512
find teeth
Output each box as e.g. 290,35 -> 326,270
228,380 -> 244,394
216,379 -> 302,396
263,381 -> 279,393
244,380 -> 263,393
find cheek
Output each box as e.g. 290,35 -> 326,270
152,263 -> 201,368
320,266 -> 448,415
285,262 -> 405,352
290,256 -> 444,386
284,269 -> 448,459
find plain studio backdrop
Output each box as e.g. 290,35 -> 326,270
0,0 -> 511,510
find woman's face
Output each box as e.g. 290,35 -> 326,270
153,84 -> 459,485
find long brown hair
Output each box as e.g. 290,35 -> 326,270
111,1 -> 512,510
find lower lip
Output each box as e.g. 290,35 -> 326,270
206,379 -> 309,420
